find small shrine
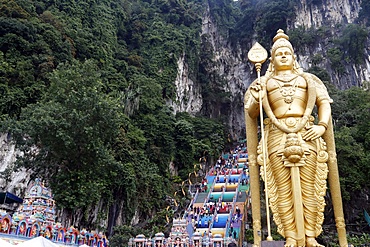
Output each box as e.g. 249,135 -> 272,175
0,179 -> 108,246
168,218 -> 189,246
13,178 -> 56,228
128,218 -> 191,247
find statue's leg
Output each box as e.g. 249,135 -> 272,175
306,237 -> 324,247
301,147 -> 327,246
301,153 -> 318,236
268,153 -> 296,239
284,237 -> 297,247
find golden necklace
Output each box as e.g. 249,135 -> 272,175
274,75 -> 299,104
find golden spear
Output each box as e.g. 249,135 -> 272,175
247,42 -> 273,242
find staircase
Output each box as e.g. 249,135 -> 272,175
194,192 -> 208,204
184,151 -> 250,246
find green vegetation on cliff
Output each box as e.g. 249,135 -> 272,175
0,0 -> 227,237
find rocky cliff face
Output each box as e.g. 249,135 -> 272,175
294,0 -> 361,28
170,2 -> 254,140
199,4 -> 252,139
170,0 -> 369,139
0,134 -> 30,211
167,52 -> 203,115
292,0 -> 370,89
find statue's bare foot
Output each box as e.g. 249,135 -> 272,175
306,237 -> 324,247
284,237 -> 297,247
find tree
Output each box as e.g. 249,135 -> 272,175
254,0 -> 296,48
330,87 -> 370,201
9,59 -> 123,210
337,24 -> 368,64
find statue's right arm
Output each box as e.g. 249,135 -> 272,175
248,96 -> 260,119
245,78 -> 265,119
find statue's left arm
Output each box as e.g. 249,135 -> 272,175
317,99 -> 331,129
302,74 -> 332,141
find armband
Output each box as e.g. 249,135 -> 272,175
318,121 -> 328,130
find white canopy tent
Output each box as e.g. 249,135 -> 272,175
18,236 -> 58,247
0,238 -> 14,247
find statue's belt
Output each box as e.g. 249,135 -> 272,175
264,116 -> 315,130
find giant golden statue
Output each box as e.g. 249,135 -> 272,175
244,30 -> 348,247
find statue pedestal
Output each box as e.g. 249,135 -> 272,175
261,241 -> 285,247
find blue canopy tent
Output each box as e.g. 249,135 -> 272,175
0,192 -> 23,204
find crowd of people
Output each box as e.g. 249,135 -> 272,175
183,143 -> 250,242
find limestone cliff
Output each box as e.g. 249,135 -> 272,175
170,0 -> 369,139
294,0 -> 361,28
292,0 -> 369,89
0,134 -> 29,203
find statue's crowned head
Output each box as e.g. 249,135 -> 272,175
271,29 -> 294,58
266,29 -> 302,75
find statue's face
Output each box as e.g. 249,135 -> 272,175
273,47 -> 294,71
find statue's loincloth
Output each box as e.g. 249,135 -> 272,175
257,116 -> 329,239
